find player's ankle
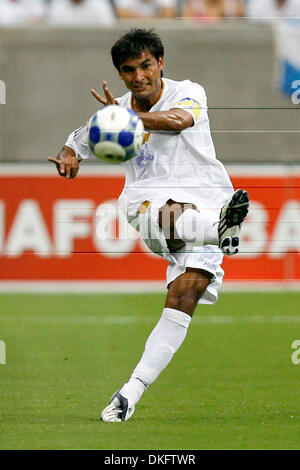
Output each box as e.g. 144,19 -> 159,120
120,377 -> 147,407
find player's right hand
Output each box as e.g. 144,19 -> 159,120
91,81 -> 118,106
48,149 -> 79,179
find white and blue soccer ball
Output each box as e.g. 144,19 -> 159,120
88,105 -> 144,164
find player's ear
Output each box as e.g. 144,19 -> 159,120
158,56 -> 165,72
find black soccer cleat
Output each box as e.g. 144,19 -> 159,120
218,189 -> 249,256
100,391 -> 135,422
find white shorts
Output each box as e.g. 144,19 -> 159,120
166,245 -> 224,305
130,198 -> 224,305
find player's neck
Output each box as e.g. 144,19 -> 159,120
131,80 -> 164,112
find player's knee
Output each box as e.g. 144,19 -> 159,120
167,282 -> 202,312
166,269 -> 213,315
166,290 -> 199,315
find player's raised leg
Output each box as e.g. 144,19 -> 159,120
161,195 -> 250,256
159,200 -> 220,250
218,189 -> 249,256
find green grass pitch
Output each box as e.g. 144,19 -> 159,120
0,292 -> 300,450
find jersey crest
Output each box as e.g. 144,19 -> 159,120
173,97 -> 201,120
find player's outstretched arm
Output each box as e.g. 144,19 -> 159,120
48,145 -> 79,179
91,81 -> 118,106
138,108 -> 194,133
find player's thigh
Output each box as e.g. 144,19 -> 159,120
165,268 -> 213,316
158,199 -> 197,252
158,199 -> 197,229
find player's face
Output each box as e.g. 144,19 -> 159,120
119,49 -> 164,104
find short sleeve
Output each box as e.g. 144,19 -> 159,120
170,83 -> 207,124
65,121 -> 94,161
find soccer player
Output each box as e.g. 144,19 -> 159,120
49,28 -> 249,422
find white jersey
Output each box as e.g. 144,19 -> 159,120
66,77 -> 233,218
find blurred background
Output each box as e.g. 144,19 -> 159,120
0,0 -> 299,290
1,0 -> 300,163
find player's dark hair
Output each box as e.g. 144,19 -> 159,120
111,28 -> 164,73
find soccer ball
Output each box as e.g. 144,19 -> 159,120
88,105 -> 144,164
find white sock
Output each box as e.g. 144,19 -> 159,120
175,208 -> 219,246
120,308 -> 191,406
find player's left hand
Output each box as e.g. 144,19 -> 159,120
91,81 -> 118,106
48,151 -> 79,179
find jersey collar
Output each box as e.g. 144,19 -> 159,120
130,79 -> 165,111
